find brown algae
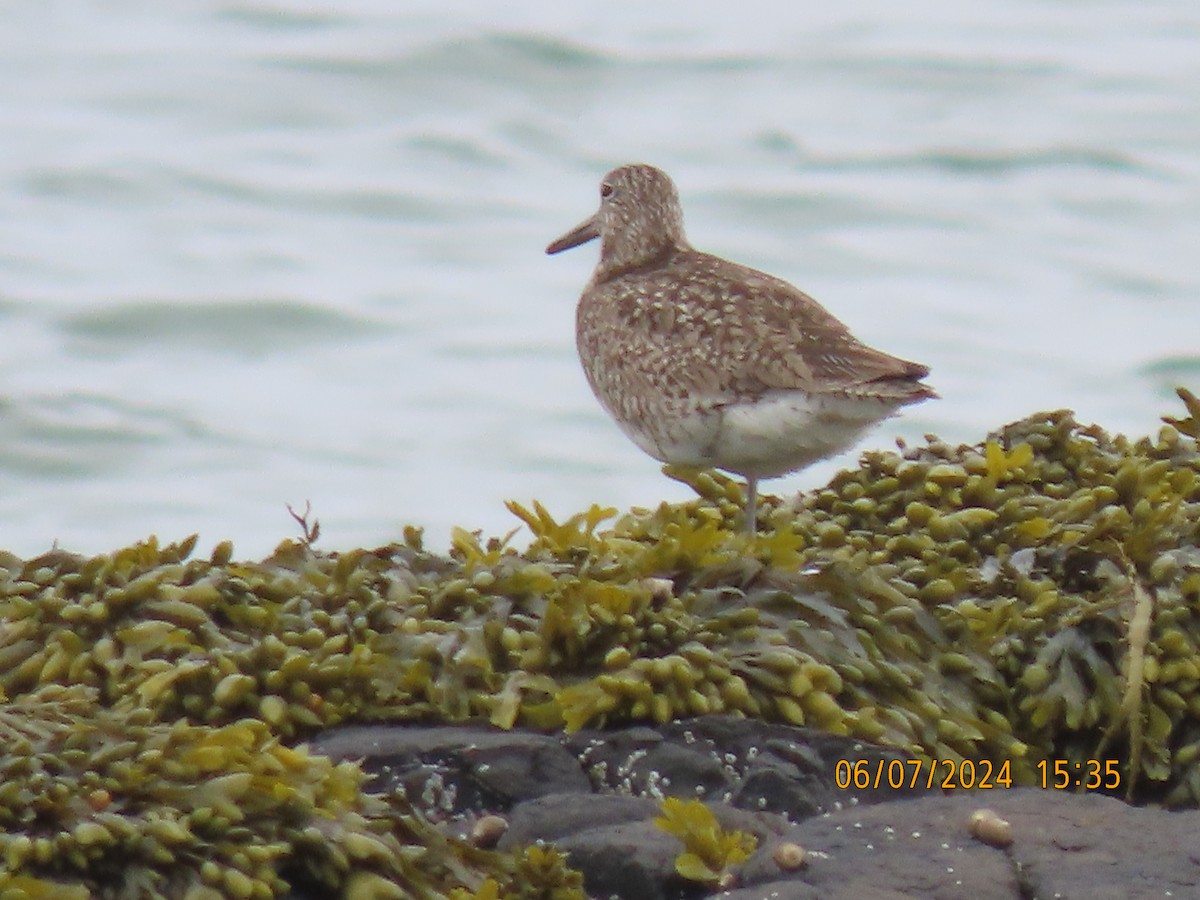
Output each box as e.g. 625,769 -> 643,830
3,392 -> 1200,894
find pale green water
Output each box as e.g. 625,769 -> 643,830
0,1 -> 1197,556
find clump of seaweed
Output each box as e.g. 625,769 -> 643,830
0,683 -> 537,898
0,534 -> 404,737
399,837 -> 584,900
654,797 -> 757,886
448,846 -> 584,900
3,392 -> 1200,894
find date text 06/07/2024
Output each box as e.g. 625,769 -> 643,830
834,758 -> 1122,792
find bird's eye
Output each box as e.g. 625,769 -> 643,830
600,182 -> 614,198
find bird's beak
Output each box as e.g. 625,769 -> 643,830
545,213 -> 599,255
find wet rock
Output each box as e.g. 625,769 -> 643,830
310,723 -> 591,817
314,718 -> 1200,899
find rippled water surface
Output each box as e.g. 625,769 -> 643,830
1,1 -> 1197,556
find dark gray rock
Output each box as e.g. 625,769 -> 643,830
501,794 -> 660,848
309,717 -> 1200,899
310,722 -> 590,819
555,819 -> 692,900
564,715 -> 924,814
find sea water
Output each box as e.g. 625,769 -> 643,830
0,0 -> 1197,557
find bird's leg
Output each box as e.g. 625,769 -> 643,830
744,474 -> 758,533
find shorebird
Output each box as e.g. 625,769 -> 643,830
546,163 -> 936,531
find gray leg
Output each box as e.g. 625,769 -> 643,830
745,474 -> 758,533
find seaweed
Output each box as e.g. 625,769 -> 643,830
654,797 -> 757,886
4,392 -> 1200,895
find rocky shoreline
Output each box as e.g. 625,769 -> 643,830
314,716 -> 1198,899
3,397 -> 1200,897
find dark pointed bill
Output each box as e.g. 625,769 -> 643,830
545,214 -> 600,255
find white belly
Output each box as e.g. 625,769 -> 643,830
619,390 -> 903,479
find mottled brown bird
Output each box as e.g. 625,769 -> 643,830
547,163 -> 936,531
